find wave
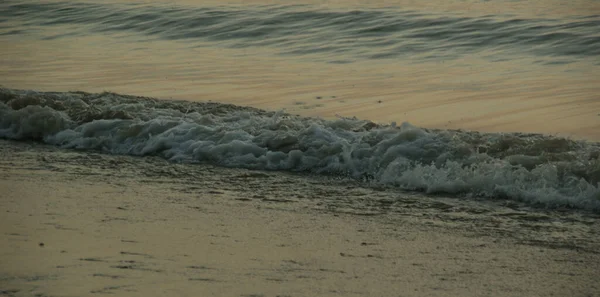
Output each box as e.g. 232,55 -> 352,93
1,88 -> 599,211
1,1 -> 599,63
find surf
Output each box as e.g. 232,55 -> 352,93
2,88 -> 599,211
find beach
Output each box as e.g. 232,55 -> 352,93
1,139 -> 599,296
1,1 -> 599,140
2,0 -> 600,295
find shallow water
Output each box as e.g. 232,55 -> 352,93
1,0 -> 599,140
1,1 -> 600,211
2,88 -> 600,211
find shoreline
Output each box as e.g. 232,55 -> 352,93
2,2 -> 600,294
2,14 -> 599,141
1,139 -> 599,296
1,87 -> 600,212
2,86 -> 599,144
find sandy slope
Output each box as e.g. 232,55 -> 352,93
2,36 -> 599,141
1,139 -> 599,297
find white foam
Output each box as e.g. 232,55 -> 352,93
1,88 -> 599,211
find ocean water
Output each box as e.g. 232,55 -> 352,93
3,0 -> 599,61
2,88 -> 600,211
1,0 -> 600,211
2,1 -> 599,138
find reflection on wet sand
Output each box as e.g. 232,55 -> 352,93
1,35 -> 599,140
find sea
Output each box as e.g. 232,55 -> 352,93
1,0 -> 600,212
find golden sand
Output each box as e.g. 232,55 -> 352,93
1,140 -> 599,296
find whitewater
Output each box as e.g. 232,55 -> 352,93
2,88 -> 599,211
2,2 -> 600,297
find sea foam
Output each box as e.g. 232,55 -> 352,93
1,88 -> 599,211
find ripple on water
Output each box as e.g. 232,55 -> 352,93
1,0 -> 599,64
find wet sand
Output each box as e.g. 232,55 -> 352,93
1,35 -> 599,141
1,139 -> 599,296
3,1 -> 600,295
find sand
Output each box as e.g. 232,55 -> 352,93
1,36 -> 599,141
1,139 -> 599,297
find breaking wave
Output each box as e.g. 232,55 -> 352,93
1,88 -> 599,211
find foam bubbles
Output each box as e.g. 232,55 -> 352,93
1,88 -> 599,211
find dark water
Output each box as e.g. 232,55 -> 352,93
2,0 -> 599,64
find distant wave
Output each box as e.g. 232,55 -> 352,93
1,1 -> 599,63
2,88 -> 599,211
